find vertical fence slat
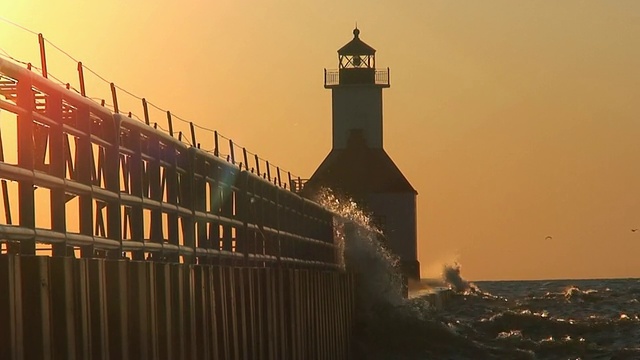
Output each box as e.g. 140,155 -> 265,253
127,261 -> 148,359
50,257 -> 77,360
245,268 -> 257,360
147,262 -> 159,359
185,265 -> 197,360
170,264 -> 186,358
21,256 -> 52,360
214,266 -> 231,359
0,255 -> 23,360
155,262 -> 173,360
207,266 -> 220,360
235,267 -> 248,360
105,260 -> 128,360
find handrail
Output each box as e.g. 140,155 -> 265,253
0,56 -> 344,269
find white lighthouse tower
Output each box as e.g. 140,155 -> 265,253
304,28 -> 420,279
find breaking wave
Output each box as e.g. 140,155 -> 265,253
442,262 -> 480,294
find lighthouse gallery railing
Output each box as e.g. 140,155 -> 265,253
323,68 -> 390,87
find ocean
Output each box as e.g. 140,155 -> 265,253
355,275 -> 640,360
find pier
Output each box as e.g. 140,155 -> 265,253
0,43 -> 356,359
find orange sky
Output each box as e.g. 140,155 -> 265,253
1,1 -> 640,280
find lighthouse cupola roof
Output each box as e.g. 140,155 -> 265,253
338,28 -> 376,56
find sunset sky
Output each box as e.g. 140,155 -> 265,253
1,1 -> 639,280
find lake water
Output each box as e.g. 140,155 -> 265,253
356,275 -> 640,359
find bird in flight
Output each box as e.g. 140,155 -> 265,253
545,236 -> 553,240
632,229 -> 638,233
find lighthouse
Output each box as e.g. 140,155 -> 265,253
303,28 -> 420,280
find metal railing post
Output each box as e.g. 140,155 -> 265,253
166,111 -> 174,137
77,62 -> 86,96
110,83 -> 119,113
142,98 -> 150,125
38,33 -> 47,78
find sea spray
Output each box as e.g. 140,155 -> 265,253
442,262 -> 479,294
315,189 -> 405,309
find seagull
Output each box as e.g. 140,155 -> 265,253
545,236 -> 553,240
632,229 -> 638,233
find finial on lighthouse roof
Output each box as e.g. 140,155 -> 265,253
353,23 -> 360,37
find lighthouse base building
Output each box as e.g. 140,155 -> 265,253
302,28 -> 420,280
